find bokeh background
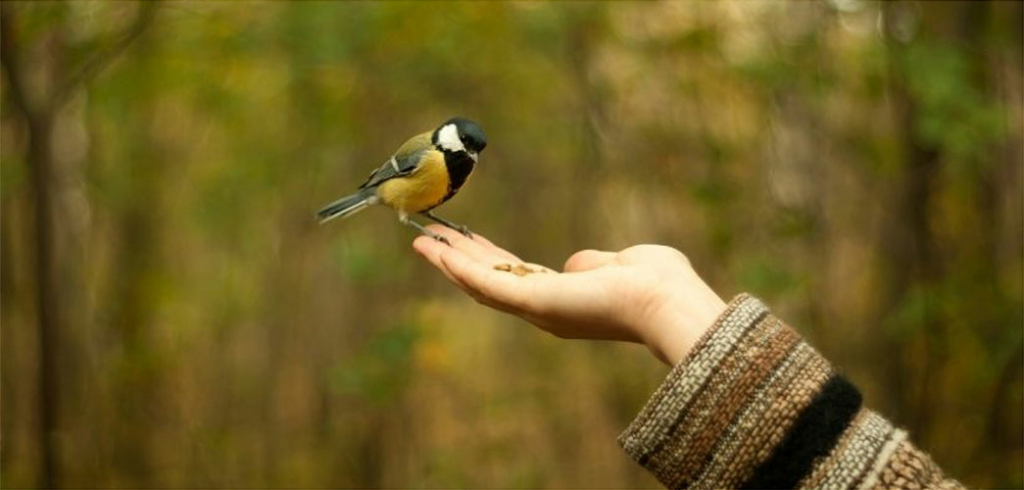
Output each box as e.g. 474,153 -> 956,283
2,1 -> 1021,488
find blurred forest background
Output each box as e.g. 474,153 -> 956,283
1,1 -> 1021,488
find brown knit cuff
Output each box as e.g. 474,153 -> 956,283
616,294 -> 765,467
617,294 -> 843,489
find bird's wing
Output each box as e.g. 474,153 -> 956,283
358,131 -> 433,189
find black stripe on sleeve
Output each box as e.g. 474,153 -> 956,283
740,374 -> 863,490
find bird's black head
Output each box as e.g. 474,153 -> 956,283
433,117 -> 487,157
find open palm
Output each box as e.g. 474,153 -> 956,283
412,225 -> 727,365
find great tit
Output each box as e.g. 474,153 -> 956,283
316,117 -> 487,244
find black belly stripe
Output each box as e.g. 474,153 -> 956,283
441,151 -> 476,202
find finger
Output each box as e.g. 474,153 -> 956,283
426,224 -> 513,266
439,245 -> 534,312
466,232 -> 522,263
413,235 -> 471,289
563,249 -> 616,273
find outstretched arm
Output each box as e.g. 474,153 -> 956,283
412,225 -> 964,490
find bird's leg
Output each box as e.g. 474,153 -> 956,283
399,213 -> 450,245
422,211 -> 473,238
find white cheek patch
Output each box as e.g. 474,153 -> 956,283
436,123 -> 465,153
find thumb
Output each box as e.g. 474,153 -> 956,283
563,249 -> 616,273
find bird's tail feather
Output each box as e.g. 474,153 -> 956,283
317,188 -> 376,224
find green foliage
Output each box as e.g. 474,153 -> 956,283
330,322 -> 421,405
737,255 -> 802,299
902,41 -> 1008,169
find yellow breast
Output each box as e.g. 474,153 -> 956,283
376,150 -> 450,214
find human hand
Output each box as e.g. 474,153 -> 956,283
412,225 -> 728,366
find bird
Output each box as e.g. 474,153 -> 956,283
316,117 -> 486,245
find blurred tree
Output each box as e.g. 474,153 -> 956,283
1,3 -> 156,487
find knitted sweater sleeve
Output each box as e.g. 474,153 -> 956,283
617,294 -> 964,490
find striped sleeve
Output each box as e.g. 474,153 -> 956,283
617,294 -> 964,490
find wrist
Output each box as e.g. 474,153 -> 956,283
640,277 -> 727,366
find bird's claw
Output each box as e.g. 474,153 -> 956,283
455,225 -> 473,239
426,230 -> 451,246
